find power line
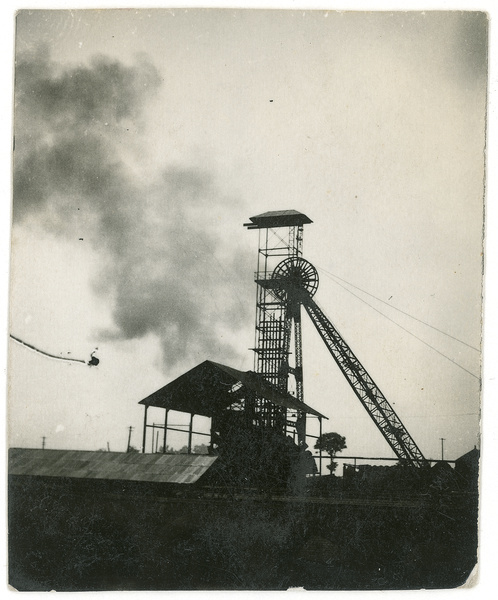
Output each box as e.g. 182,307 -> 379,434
9,334 -> 99,366
317,266 -> 480,352
406,412 -> 480,418
320,277 -> 480,380
10,334 -> 86,364
330,412 -> 479,420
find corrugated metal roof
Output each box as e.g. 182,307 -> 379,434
139,359 -> 326,419
9,448 -> 217,485
244,210 -> 313,229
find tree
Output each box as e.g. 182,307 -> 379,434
157,443 -> 209,454
314,432 -> 347,474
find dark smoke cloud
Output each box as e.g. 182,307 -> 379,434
13,47 -> 252,370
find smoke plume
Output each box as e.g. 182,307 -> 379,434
13,46 -> 253,370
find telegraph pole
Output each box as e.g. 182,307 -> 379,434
41,436 -> 46,450
440,438 -> 445,461
127,426 -> 134,453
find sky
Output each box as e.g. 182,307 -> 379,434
5,6 -> 489,465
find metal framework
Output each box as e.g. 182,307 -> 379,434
303,296 -> 428,467
244,211 -> 313,444
137,210 -> 427,474
268,253 -> 429,469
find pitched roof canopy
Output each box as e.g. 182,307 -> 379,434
139,359 -> 326,419
244,210 -> 312,229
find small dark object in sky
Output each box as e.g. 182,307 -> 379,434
269,99 -> 273,102
88,350 -> 99,367
79,238 -> 84,241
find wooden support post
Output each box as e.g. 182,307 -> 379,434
142,405 -> 148,453
163,409 -> 169,453
188,413 -> 194,454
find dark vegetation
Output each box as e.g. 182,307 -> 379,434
9,469 -> 478,591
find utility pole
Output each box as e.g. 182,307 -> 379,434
440,438 -> 445,461
41,436 -> 46,450
127,426 -> 134,453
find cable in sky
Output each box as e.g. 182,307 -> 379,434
320,278 -> 480,380
9,334 -> 99,366
317,266 -> 480,352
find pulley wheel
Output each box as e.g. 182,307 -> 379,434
271,257 -> 319,301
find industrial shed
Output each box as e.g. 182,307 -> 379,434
138,359 -> 324,488
138,359 -> 325,454
9,447 -> 217,485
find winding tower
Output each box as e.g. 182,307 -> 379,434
246,210 -> 428,469
244,210 -> 314,446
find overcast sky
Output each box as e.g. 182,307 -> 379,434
7,7 -> 488,462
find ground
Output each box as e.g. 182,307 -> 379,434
8,474 -> 478,591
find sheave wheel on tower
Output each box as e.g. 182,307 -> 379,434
271,257 -> 319,302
